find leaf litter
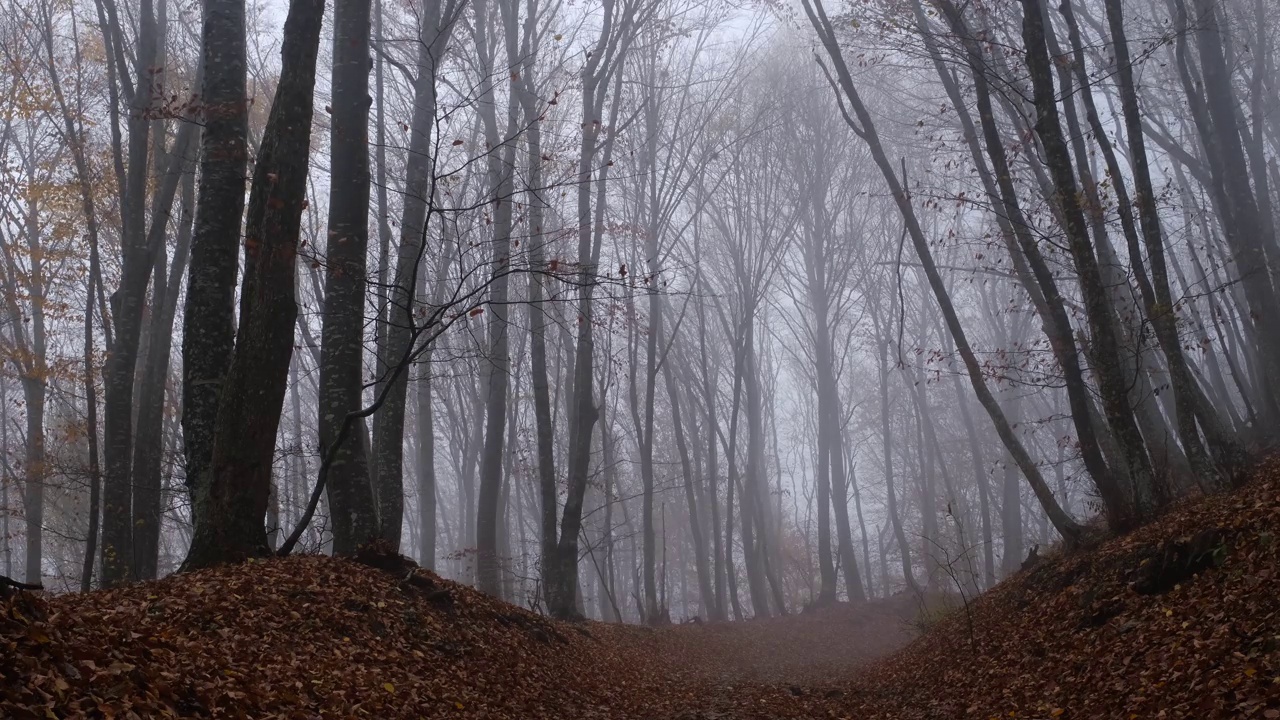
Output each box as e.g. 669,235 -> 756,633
4,460 -> 1280,719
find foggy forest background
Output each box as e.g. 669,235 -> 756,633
0,0 -> 1274,624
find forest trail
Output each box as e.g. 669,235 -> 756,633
5,461 -> 1280,719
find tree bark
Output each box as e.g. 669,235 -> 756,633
134,136 -> 196,579
370,0 -> 459,553
1021,0 -> 1158,524
100,0 -> 160,588
319,0 -> 379,556
182,0 -> 325,569
182,0 -> 248,529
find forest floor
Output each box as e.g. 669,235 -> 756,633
5,461 -> 1280,719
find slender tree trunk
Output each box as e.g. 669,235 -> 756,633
876,337 -> 918,593
416,357 -> 437,569
371,0 -> 457,553
1021,0 -> 1157,524
930,0 -> 1126,522
474,0 -> 519,594
664,349 -> 715,618
828,392 -> 863,602
134,142 -> 196,579
1096,0 -> 1243,482
101,0 -> 161,588
81,269 -> 102,592
806,0 -> 1083,544
1176,0 -> 1280,416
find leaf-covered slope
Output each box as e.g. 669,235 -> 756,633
2,554 -> 662,719
5,462 -> 1280,719
767,459 -> 1280,720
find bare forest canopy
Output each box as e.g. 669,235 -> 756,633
0,0 -> 1277,659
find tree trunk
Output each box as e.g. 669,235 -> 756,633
930,0 -> 1126,523
182,0 -> 325,569
827,387 -> 863,601
1020,0 -> 1156,525
473,0 -> 518,595
101,0 -> 160,588
134,141 -> 196,579
318,0 -> 379,556
805,0 -> 1084,545
182,0 -> 248,529
370,0 -> 457,553
877,336 -> 919,593
416,357 -> 437,569
664,349 -> 716,618
1176,0 -> 1280,417
1096,0 -> 1244,483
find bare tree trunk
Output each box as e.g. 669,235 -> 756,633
953,372 -> 995,590
81,268 -> 102,592
828,396 -> 864,602
416,357 -> 437,569
101,0 -> 160,588
664,353 -> 715,618
20,376 -> 44,587
805,0 -> 1083,544
550,36 -> 629,618
183,0 -> 325,569
928,0 -> 1126,524
1095,0 -> 1244,483
182,0 -> 248,529
1021,0 -> 1157,524
474,0 -> 519,595
518,74 -> 561,612
876,336 -> 918,593
371,0 -> 458,553
1175,0 -> 1280,416
318,0 -> 379,556
135,139 -> 196,579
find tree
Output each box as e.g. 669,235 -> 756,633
183,0 -> 326,570
319,0 -> 379,556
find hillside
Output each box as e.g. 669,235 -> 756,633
5,462 -> 1280,719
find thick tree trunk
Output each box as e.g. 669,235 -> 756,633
182,0 -> 248,529
182,0 -> 325,569
318,0 -> 379,556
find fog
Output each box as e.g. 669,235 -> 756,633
0,0 -> 1273,628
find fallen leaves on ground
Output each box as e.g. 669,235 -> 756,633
4,460 -> 1280,719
